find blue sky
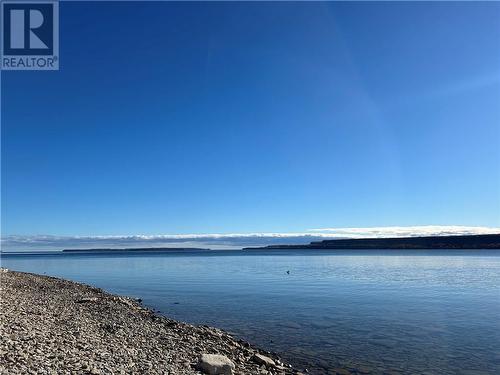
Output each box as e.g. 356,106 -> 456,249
2,2 -> 500,247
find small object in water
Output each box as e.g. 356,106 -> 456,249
173,301 -> 180,304
136,298 -> 143,303
286,270 -> 290,274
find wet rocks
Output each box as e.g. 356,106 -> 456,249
332,368 -> 350,375
198,353 -> 235,375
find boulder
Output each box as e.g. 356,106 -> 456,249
198,354 -> 235,375
252,353 -> 276,368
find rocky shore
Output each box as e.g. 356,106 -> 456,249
0,269 -> 297,375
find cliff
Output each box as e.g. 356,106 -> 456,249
243,234 -> 500,250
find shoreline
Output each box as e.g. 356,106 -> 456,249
0,269 -> 297,375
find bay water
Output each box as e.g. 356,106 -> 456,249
2,249 -> 500,374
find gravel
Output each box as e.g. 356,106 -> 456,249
0,268 -> 298,375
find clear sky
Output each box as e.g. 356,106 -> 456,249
2,1 -> 500,241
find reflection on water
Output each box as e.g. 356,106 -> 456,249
2,250 -> 500,374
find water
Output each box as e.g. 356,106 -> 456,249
2,249 -> 500,374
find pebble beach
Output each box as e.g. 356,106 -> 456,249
0,269 -> 297,375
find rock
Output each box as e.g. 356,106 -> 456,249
356,365 -> 371,374
252,353 -> 276,368
75,297 -> 98,303
333,368 -> 350,375
198,354 -> 235,375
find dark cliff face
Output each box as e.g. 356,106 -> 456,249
244,234 -> 500,250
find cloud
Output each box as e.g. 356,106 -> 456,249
0,233 -> 328,251
426,73 -> 500,99
1,226 -> 499,252
308,225 -> 500,238
388,72 -> 500,108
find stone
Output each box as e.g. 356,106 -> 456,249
198,354 -> 235,375
75,297 -> 98,303
356,365 -> 371,374
252,353 -> 276,368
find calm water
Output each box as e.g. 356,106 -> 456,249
2,250 -> 500,374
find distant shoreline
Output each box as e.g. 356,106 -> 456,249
244,234 -> 500,250
1,234 -> 500,254
62,247 -> 211,253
